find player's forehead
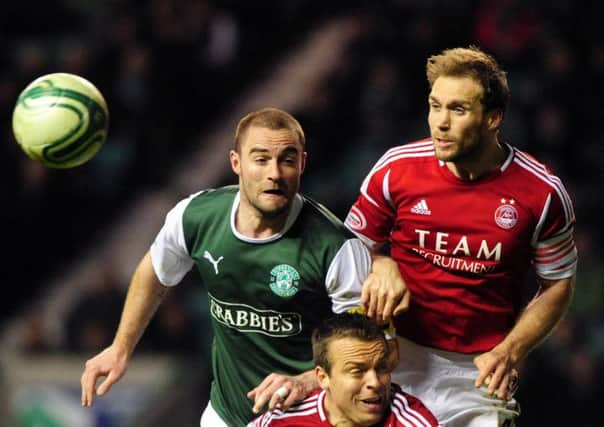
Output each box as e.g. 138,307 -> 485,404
429,75 -> 484,105
328,337 -> 386,367
241,125 -> 302,152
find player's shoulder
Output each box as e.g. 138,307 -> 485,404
508,144 -> 567,188
298,194 -> 355,239
390,383 -> 439,426
181,185 -> 237,212
176,185 -> 237,230
373,138 -> 435,169
249,390 -> 322,426
187,185 -> 237,204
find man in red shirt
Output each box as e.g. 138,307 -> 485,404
345,46 -> 577,426
249,313 -> 438,427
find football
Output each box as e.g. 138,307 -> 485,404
12,72 -> 109,168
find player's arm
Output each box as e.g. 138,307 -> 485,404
476,182 -> 577,400
474,275 -> 575,399
247,369 -> 317,414
363,250 -> 410,323
345,156 -> 409,322
81,251 -> 169,406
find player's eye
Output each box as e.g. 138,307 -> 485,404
348,367 -> 364,376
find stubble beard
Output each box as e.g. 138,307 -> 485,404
253,197 -> 291,219
434,132 -> 483,164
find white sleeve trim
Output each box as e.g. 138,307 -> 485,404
345,227 -> 380,251
534,227 -> 578,280
150,196 -> 196,286
325,239 -> 371,313
383,169 -> 394,209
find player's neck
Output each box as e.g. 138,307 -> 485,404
323,397 -> 366,427
446,138 -> 507,181
235,203 -> 288,238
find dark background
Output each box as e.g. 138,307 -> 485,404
1,1 -> 603,426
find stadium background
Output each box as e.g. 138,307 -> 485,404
1,1 -> 602,426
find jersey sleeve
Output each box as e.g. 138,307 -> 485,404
150,196 -> 195,286
325,238 -> 370,313
246,414 -> 266,426
532,183 -> 578,280
391,384 -> 440,427
345,151 -> 397,248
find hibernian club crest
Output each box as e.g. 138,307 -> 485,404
269,264 -> 300,297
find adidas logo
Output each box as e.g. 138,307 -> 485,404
411,199 -> 431,215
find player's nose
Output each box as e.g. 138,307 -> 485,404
437,111 -> 450,130
267,159 -> 283,180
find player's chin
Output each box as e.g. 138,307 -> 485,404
356,397 -> 387,418
353,411 -> 384,427
259,200 -> 290,218
434,147 -> 459,162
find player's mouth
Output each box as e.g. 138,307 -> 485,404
262,188 -> 288,200
358,395 -> 385,412
263,188 -> 285,196
434,137 -> 455,148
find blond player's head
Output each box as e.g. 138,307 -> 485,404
426,46 -> 510,114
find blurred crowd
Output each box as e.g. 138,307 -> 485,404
2,1 -> 603,426
1,0 -> 342,318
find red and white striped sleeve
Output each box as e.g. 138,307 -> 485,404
390,384 -> 440,427
514,149 -> 578,280
345,146 -> 402,247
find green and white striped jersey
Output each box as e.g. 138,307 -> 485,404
150,186 -> 370,426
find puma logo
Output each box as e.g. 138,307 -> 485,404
203,250 -> 224,275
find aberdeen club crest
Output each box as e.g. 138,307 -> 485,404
495,198 -> 519,229
270,264 -> 300,297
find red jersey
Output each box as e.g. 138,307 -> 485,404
248,383 -> 438,427
345,139 -> 577,353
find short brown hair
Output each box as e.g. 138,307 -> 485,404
426,46 -> 510,113
234,107 -> 305,151
312,313 -> 386,374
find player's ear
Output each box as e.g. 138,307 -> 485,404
316,366 -> 329,390
230,149 -> 241,176
486,110 -> 503,131
300,151 -> 307,173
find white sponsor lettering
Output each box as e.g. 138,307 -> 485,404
416,229 -> 430,247
414,229 -> 502,261
281,317 -> 294,332
412,248 -> 495,274
477,240 -> 502,260
452,236 -> 470,256
435,232 -> 449,253
209,294 -> 303,337
236,310 -> 248,326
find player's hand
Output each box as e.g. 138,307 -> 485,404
247,370 -> 317,414
362,255 -> 410,323
473,348 -> 519,401
81,345 -> 129,407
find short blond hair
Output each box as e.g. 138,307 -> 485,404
234,107 -> 305,151
426,46 -> 510,113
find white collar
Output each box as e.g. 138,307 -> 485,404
230,192 -> 303,243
